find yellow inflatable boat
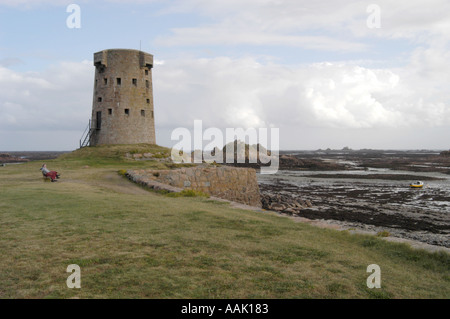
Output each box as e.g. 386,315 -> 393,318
410,181 -> 424,188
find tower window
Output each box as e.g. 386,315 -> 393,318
132,78 -> 137,86
124,108 -> 129,115
146,99 -> 150,104
108,108 -> 112,115
96,111 -> 102,129
95,79 -> 97,87
141,110 -> 145,117
98,97 -> 102,102
104,78 -> 108,85
116,78 -> 121,85
146,80 -> 149,88
145,69 -> 149,76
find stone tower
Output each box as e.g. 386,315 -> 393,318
89,49 -> 156,146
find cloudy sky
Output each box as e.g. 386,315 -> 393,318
0,0 -> 449,151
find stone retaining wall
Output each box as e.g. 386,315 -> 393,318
127,166 -> 262,207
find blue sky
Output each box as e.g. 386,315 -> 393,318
0,0 -> 449,151
0,1 -> 412,70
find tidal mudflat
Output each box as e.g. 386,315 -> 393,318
257,150 -> 450,247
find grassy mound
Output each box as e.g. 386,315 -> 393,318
58,144 -> 171,166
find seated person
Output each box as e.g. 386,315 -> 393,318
40,164 -> 60,182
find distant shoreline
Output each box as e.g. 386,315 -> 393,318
0,151 -> 70,164
301,173 -> 444,181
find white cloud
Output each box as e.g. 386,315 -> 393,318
154,54 -> 450,133
156,0 -> 450,50
155,27 -> 368,52
0,60 -> 92,133
1,50 -> 449,150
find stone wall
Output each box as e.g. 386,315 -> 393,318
127,166 -> 262,207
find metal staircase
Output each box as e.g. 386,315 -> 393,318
79,120 -> 93,148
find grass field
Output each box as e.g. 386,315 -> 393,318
0,144 -> 449,298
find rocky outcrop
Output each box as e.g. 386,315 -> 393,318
278,155 -> 345,170
261,193 -> 313,215
189,141 -> 275,167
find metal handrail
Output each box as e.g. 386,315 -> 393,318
79,120 -> 92,148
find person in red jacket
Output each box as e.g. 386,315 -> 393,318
40,164 -> 60,182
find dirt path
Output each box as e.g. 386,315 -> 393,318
61,169 -> 151,195
96,173 -> 151,195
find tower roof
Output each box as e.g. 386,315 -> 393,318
94,48 -> 153,68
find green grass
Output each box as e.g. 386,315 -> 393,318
376,231 -> 391,238
57,143 -> 172,168
166,189 -> 210,198
0,145 -> 449,299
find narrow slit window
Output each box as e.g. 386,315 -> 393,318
108,108 -> 112,115
98,97 -> 102,102
116,78 -> 121,85
132,78 -> 137,86
146,80 -> 149,88
104,78 -> 108,85
141,110 -> 145,117
124,108 -> 129,115
146,99 -> 150,104
145,69 -> 149,76
96,111 -> 102,129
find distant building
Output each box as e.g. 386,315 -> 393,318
86,49 -> 156,146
